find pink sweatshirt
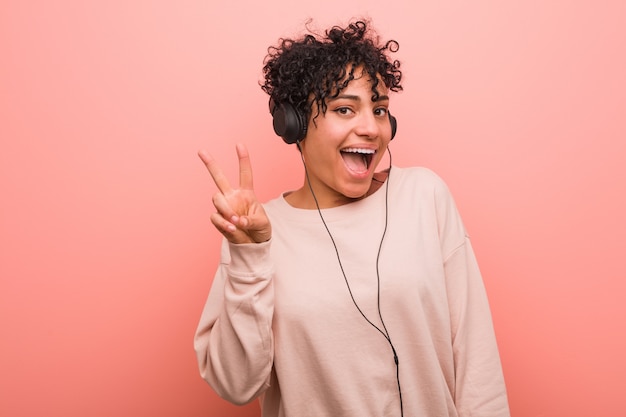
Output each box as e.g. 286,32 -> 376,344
195,166 -> 510,416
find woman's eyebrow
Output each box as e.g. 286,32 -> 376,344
327,94 -> 390,102
328,94 -> 360,102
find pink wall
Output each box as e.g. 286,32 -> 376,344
1,1 -> 625,416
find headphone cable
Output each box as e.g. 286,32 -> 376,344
296,142 -> 404,417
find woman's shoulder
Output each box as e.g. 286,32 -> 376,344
391,166 -> 451,195
262,193 -> 287,214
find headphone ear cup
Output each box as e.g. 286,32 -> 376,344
389,113 -> 398,140
269,99 -> 307,144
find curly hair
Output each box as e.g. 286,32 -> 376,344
261,20 -> 402,122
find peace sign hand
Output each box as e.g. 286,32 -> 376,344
198,144 -> 271,244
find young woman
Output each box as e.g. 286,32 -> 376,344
194,20 -> 510,417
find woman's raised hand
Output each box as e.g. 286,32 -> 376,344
198,144 -> 271,244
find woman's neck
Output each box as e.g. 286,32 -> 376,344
283,169 -> 390,209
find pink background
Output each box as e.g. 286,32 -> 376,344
1,1 -> 625,416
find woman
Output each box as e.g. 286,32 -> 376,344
195,20 -> 510,417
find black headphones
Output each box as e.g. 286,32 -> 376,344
269,98 -> 398,144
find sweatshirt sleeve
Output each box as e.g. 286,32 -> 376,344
431,174 -> 510,416
445,238 -> 510,416
194,238 -> 275,405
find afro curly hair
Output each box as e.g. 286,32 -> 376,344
261,20 -> 402,123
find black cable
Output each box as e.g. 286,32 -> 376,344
296,142 -> 404,416
375,149 -> 404,417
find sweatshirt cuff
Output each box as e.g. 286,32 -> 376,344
227,239 -> 273,280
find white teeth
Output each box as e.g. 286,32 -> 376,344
341,148 -> 375,154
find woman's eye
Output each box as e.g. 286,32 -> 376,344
334,107 -> 352,115
374,108 -> 388,116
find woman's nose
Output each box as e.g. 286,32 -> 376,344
354,112 -> 380,138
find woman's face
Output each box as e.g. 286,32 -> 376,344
297,71 -> 393,208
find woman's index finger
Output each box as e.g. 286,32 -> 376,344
198,149 -> 233,194
236,143 -> 254,190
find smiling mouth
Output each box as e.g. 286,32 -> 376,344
340,147 -> 375,173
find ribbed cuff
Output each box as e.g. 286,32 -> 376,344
227,240 -> 273,281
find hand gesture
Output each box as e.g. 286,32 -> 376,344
198,144 -> 271,244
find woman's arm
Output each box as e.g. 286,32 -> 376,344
194,239 -> 275,405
